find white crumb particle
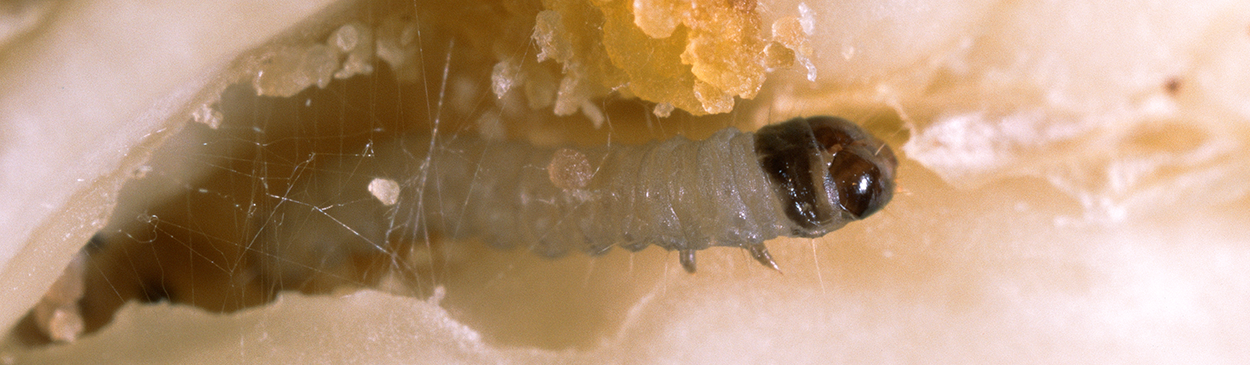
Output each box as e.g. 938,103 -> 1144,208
368,178 -> 401,206
798,3 -> 814,35
552,75 -> 582,116
34,252 -> 87,343
580,99 -> 605,129
491,59 -> 520,98
374,18 -> 418,76
252,45 -> 344,96
802,57 -> 817,82
428,286 -> 447,305
330,22 -> 361,52
191,103 -> 223,129
331,21 -> 375,79
653,103 -> 675,118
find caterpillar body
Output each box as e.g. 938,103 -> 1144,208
255,116 -> 896,281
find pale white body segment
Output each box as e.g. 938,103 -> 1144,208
255,117 -> 896,278
387,127 -> 789,261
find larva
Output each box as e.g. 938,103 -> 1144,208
254,116 -> 896,282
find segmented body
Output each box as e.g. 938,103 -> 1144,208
255,116 -> 896,278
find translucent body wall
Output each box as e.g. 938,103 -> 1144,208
2,0 -> 1249,363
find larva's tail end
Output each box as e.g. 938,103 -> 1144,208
679,249 -> 697,273
747,244 -> 782,273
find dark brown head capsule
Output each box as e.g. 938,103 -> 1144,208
754,116 -> 897,237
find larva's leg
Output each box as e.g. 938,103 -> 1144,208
679,249 -> 697,273
746,244 -> 780,271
